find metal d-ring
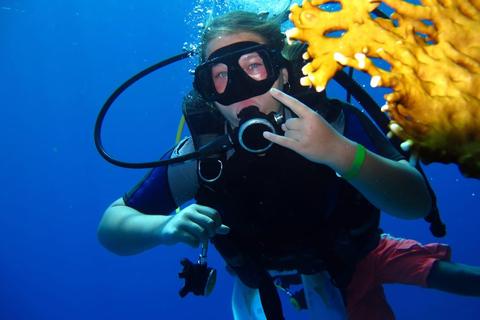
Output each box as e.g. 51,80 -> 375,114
198,159 -> 223,182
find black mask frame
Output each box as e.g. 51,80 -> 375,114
194,42 -> 285,105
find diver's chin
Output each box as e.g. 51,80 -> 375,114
230,120 -> 240,129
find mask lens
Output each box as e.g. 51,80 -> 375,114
211,63 -> 228,94
210,52 -> 268,95
238,52 -> 268,82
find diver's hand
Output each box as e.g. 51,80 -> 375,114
160,204 -> 229,248
264,88 -> 348,165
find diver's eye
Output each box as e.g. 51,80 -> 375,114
211,63 -> 228,94
239,53 -> 268,81
214,71 -> 228,79
248,62 -> 264,70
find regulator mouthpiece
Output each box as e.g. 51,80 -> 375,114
237,106 -> 283,153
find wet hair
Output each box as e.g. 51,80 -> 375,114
199,10 -> 288,62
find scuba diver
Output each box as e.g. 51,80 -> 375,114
96,9 -> 480,320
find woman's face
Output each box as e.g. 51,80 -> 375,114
205,32 -> 288,127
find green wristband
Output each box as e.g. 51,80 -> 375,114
337,143 -> 366,180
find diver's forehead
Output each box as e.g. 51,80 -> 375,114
205,32 -> 266,59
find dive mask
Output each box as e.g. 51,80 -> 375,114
194,42 -> 285,105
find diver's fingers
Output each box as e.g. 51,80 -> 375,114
270,88 -> 313,118
192,204 -> 230,237
263,131 -> 297,150
283,118 -> 302,131
194,204 -> 223,230
182,217 -> 211,241
175,230 -> 201,248
216,225 -> 230,235
284,129 -> 303,142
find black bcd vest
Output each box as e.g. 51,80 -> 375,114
182,90 -> 382,289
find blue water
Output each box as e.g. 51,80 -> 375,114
1,1 -> 479,319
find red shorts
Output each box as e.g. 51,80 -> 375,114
345,234 -> 451,320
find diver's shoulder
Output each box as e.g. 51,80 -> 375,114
172,136 -> 195,157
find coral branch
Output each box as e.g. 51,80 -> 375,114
288,0 -> 480,178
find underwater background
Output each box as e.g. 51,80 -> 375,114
1,0 -> 479,319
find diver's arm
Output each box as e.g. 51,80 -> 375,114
97,198 -> 171,256
97,137 -> 229,256
265,88 -> 431,219
328,140 -> 431,219
97,198 -> 229,256
426,260 -> 480,296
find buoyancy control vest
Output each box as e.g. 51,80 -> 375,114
182,89 -> 382,290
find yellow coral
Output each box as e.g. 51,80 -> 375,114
287,0 -> 480,178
